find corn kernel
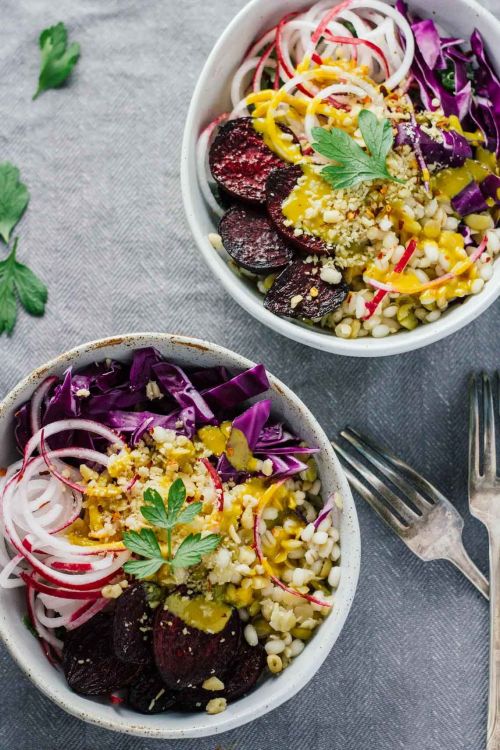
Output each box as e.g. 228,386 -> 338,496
267,654 -> 283,673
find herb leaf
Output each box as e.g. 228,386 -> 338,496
311,110 -> 404,190
123,558 -> 165,578
171,533 -> 221,569
123,481 -> 221,579
141,488 -> 169,528
176,502 -> 203,526
0,163 -> 29,244
123,528 -> 163,560
34,22 -> 80,100
141,480 -> 190,530
166,478 -> 187,526
358,109 -> 393,165
0,239 -> 48,336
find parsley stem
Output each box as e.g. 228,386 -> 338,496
167,528 -> 172,561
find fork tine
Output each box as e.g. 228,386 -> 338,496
332,439 -> 417,524
469,374 -> 481,487
332,441 -> 406,534
340,463 -> 407,535
341,426 -> 433,513
482,372 -> 497,478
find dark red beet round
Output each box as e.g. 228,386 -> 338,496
264,260 -> 348,319
266,165 -> 333,256
219,205 -> 294,274
153,603 -> 241,689
127,667 -> 176,714
223,641 -> 266,701
63,613 -> 142,695
209,118 -> 291,205
175,641 -> 266,711
113,582 -> 159,665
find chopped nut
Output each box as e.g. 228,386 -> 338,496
208,233 -> 223,250
202,676 -> 225,691
206,697 -> 227,714
101,583 -> 124,599
290,294 -> 303,309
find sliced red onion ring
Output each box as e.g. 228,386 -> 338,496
23,418 -> 126,473
30,376 -> 58,437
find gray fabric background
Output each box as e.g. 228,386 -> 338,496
0,0 -> 499,748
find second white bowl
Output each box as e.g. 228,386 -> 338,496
181,0 -> 500,357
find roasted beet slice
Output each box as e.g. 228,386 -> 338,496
209,117 -> 291,205
266,166 -> 333,256
113,582 -> 160,665
264,260 -> 348,319
175,641 -> 266,711
63,613 -> 142,695
219,205 -> 294,274
127,667 -> 176,714
153,594 -> 241,689
223,641 -> 266,701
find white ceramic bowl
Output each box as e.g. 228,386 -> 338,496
0,333 -> 360,739
181,0 -> 500,358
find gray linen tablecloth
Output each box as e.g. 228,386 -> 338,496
0,1 -> 499,748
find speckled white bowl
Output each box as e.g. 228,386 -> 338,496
0,333 -> 360,739
181,0 -> 500,357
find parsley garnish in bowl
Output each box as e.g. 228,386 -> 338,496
123,479 -> 222,580
312,110 -> 404,190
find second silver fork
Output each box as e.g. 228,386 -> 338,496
333,426 -> 489,599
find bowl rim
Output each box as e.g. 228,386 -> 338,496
180,0 -> 500,358
0,332 -> 361,739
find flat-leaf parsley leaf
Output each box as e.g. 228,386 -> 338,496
123,479 -> 221,580
0,163 -> 29,244
170,533 -> 221,569
0,239 -> 48,336
33,22 -> 80,100
312,109 -> 404,190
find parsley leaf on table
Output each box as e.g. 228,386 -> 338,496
0,239 -> 48,336
123,480 -> 221,580
312,109 -> 404,190
33,22 -> 80,100
0,163 -> 30,244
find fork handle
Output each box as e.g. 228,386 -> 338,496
444,543 -> 489,600
487,531 -> 500,749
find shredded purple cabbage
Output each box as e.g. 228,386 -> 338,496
396,1 -> 500,155
203,364 -> 270,412
14,348 -> 315,481
152,362 -> 216,426
481,174 -> 500,206
395,123 -> 472,168
451,181 -> 489,216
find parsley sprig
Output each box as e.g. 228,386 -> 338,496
123,479 -> 221,580
0,163 -> 29,244
0,163 -> 47,335
312,109 -> 404,190
0,238 -> 48,336
33,22 -> 80,100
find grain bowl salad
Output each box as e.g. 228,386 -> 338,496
0,348 -> 341,715
199,0 -> 500,340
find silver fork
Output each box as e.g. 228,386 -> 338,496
332,426 -> 489,599
469,373 -> 500,749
